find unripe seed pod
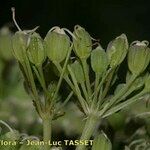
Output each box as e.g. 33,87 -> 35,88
128,41 -> 150,75
44,27 -> 70,63
106,34 -> 128,68
91,46 -> 108,75
92,132 -> 112,150
73,25 -> 92,59
70,60 -> 85,83
27,33 -> 45,66
12,31 -> 29,62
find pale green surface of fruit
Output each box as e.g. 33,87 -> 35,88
128,41 -> 150,75
45,27 -> 70,63
12,31 -> 29,62
73,25 -> 92,59
70,60 -> 85,83
107,34 -> 128,68
91,46 -> 108,75
27,33 -> 45,66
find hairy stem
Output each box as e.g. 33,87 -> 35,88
68,65 -> 89,114
101,68 -> 115,99
103,90 -> 146,118
91,73 -> 100,108
81,82 -> 89,102
104,74 -> 137,110
43,117 -> 52,150
76,115 -> 99,150
81,59 -> 92,97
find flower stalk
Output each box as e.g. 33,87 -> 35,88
43,116 -> 52,150
76,115 -> 99,150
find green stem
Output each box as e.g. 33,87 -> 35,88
37,65 -> 50,109
76,115 -> 99,150
55,63 -> 90,113
38,65 -> 46,87
43,117 -> 52,150
32,66 -> 47,94
104,74 -> 137,110
92,73 -> 100,108
68,65 -> 89,114
25,60 -> 39,100
115,86 -> 140,105
57,91 -> 73,110
81,59 -> 92,97
37,65 -> 48,94
54,63 -> 75,91
22,61 -> 43,118
101,68 -> 115,99
92,69 -> 111,101
90,69 -> 111,110
52,48 -> 72,104
0,120 -> 13,132
103,90 -> 146,118
81,82 -> 89,102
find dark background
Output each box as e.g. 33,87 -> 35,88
1,0 -> 150,47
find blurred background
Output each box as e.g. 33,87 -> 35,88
0,0 -> 150,149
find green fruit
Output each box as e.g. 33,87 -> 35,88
91,46 -> 108,75
92,132 -> 112,150
45,27 -> 70,63
12,31 -> 29,63
27,33 -> 45,66
73,25 -> 92,59
107,34 -> 128,68
128,41 -> 150,75
70,60 -> 85,83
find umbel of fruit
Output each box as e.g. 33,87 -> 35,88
106,34 -> 128,68
128,41 -> 150,75
44,27 -> 70,63
27,32 -> 45,66
73,25 -> 92,59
